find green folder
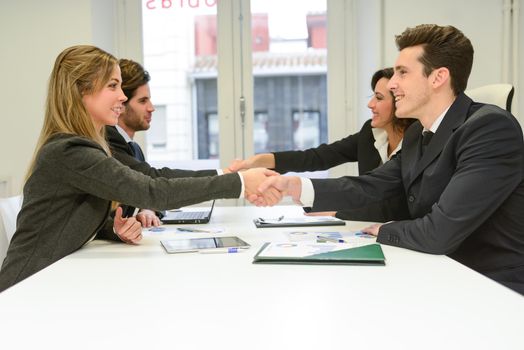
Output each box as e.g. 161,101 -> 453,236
252,242 -> 385,266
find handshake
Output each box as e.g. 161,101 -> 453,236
239,168 -> 302,207
224,153 -> 303,206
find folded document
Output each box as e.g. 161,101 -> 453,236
252,241 -> 385,265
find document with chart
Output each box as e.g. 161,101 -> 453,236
253,215 -> 345,228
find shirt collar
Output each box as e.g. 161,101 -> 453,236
371,127 -> 402,163
425,105 -> 451,133
115,124 -> 133,143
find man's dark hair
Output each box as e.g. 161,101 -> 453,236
395,24 -> 474,95
119,59 -> 151,103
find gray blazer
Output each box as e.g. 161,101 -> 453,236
0,134 -> 241,292
311,93 -> 524,293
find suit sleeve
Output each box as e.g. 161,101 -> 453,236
112,148 -> 217,178
377,110 -> 523,254
94,216 -> 122,242
272,122 -> 366,174
106,126 -> 217,178
48,139 -> 241,211
310,153 -> 405,212
334,192 -> 410,222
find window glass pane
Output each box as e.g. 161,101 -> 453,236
206,113 -> 219,158
251,0 -> 327,153
142,0 -> 218,169
292,110 -> 320,149
147,105 -> 167,150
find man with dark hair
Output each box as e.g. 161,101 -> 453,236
255,24 -> 524,294
106,59 -> 226,227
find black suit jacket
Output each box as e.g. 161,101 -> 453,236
101,126 -> 218,226
273,120 -> 409,222
311,93 -> 524,293
273,119 -> 381,175
105,126 -> 217,179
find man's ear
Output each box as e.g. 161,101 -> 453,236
431,67 -> 450,89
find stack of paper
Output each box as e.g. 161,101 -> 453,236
253,216 -> 345,228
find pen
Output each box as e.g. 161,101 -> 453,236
317,235 -> 346,243
199,248 -> 245,254
258,215 -> 284,223
177,227 -> 212,233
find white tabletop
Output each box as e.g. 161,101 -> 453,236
0,205 -> 522,350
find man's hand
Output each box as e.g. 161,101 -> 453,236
136,209 -> 161,228
255,175 -> 303,206
114,206 -> 143,244
361,223 -> 383,236
304,211 -> 336,217
241,168 -> 282,206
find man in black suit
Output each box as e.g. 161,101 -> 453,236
254,24 -> 524,294
106,59 -> 223,227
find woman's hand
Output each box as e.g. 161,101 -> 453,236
114,207 -> 143,244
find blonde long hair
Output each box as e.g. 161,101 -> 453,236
26,45 -> 117,179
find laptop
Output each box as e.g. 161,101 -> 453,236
161,200 -> 215,224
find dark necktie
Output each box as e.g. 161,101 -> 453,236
121,141 -> 145,218
128,141 -> 145,161
421,131 -> 434,156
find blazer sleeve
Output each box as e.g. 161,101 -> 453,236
113,151 -> 218,179
272,121 -> 369,174
106,126 -> 217,178
334,193 -> 410,222
94,216 -> 122,242
377,109 -> 524,255
310,153 -> 405,212
45,137 -> 241,211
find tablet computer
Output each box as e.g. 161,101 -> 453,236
160,236 -> 250,254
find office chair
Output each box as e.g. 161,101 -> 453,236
0,195 -> 22,244
465,83 -> 515,112
0,216 -> 8,263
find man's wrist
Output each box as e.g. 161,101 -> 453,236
299,177 -> 314,207
237,172 -> 245,198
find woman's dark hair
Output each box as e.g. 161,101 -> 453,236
371,67 -> 415,133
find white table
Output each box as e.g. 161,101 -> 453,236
0,205 -> 522,350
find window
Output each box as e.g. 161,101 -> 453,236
253,112 -> 268,153
142,0 -> 340,177
142,0 -> 218,168
205,112 -> 219,159
292,110 -> 321,150
250,0 -> 327,154
147,104 -> 167,150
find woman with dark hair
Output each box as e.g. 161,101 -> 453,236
228,67 -> 416,221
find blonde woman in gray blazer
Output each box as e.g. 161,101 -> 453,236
0,45 -> 278,293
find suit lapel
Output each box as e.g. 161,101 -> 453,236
407,93 -> 473,186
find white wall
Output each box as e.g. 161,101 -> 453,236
383,0 -> 504,90
354,0 -> 523,125
0,0 -> 92,196
0,0 -> 141,196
